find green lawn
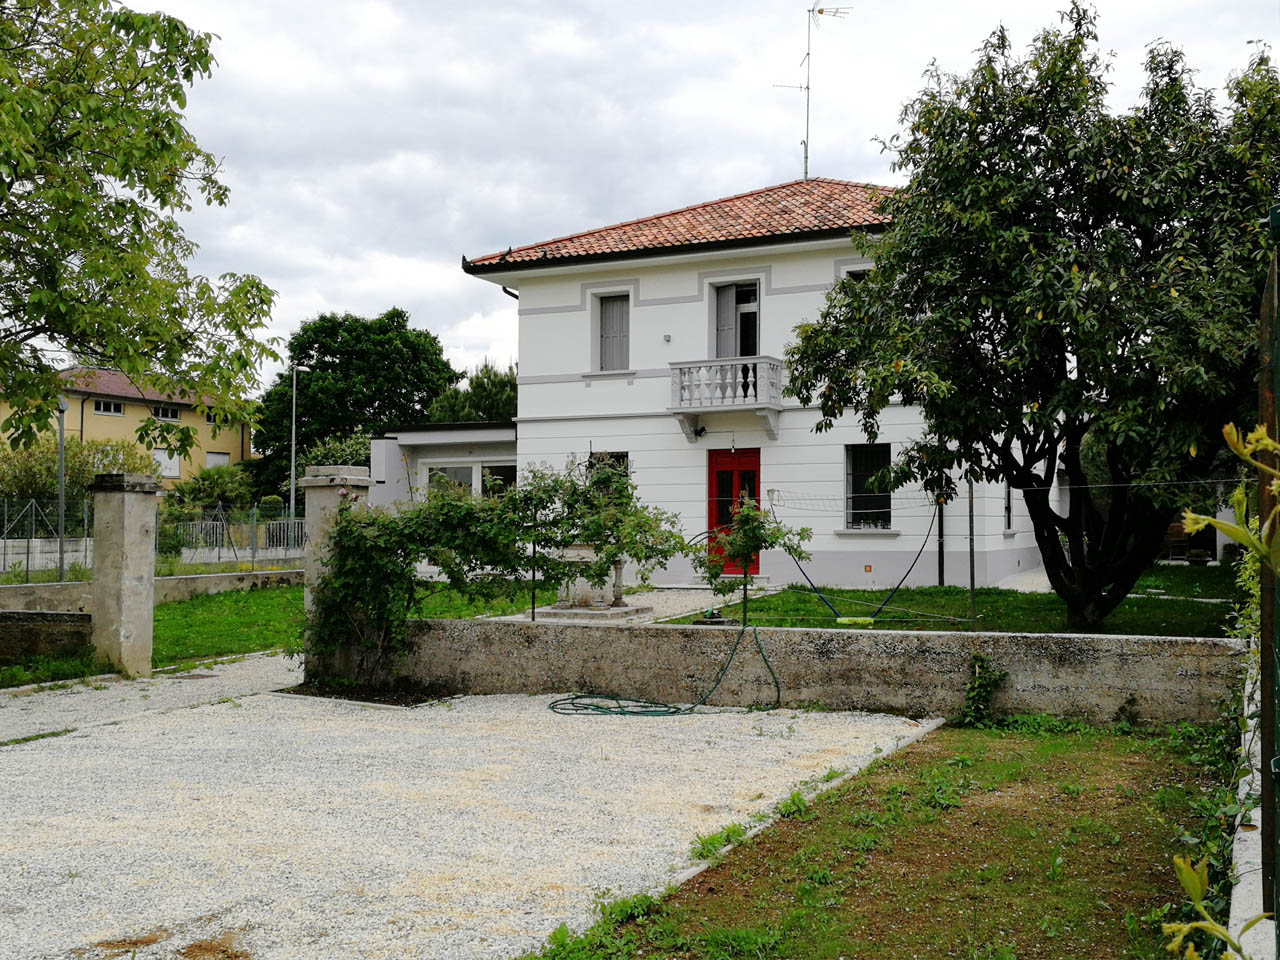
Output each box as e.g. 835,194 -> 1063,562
152,586 -> 305,668
1133,562 -> 1238,599
666,582 -> 1232,637
1,581 -> 565,689
521,721 -> 1230,960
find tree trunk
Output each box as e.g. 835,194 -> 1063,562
1022,484 -> 1174,629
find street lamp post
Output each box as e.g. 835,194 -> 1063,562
288,364 -> 311,551
57,397 -> 67,581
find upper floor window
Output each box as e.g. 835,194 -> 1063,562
93,399 -> 123,416
206,412 -> 218,425
153,405 -> 180,421
715,281 -> 758,359
599,295 -> 630,371
846,443 -> 891,529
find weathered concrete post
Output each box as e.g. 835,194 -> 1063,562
90,473 -> 159,677
299,465 -> 372,617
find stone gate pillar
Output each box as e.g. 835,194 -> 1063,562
90,473 -> 159,677
299,465 -> 372,617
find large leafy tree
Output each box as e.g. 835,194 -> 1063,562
427,361 -> 517,423
0,0 -> 276,453
251,308 -> 460,493
786,7 -> 1280,627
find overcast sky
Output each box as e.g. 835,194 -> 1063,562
153,0 -> 1277,390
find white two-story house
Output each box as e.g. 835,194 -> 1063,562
372,177 -> 1045,588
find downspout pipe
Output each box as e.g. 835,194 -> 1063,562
78,396 -> 88,441
501,286 -> 518,300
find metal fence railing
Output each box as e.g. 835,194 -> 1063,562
0,499 -> 94,584
0,498 -> 306,584
155,503 -> 307,574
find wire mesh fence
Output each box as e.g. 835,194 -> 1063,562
0,499 -> 94,583
0,499 -> 306,584
155,503 -> 306,575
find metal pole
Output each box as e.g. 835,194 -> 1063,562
1258,246 -> 1278,921
289,364 -> 298,551
57,400 -> 66,581
967,478 -> 976,628
937,497 -> 945,586
530,537 -> 537,623
251,504 -> 258,573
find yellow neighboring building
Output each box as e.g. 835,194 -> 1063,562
0,366 -> 254,488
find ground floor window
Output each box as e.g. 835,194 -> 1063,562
482,463 -> 517,494
424,461 -> 518,497
206,451 -> 230,469
153,448 -> 181,479
845,443 -> 891,529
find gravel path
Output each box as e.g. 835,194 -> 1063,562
2,686 -> 937,960
0,654 -> 300,742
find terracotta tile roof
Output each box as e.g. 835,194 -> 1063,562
58,367 -> 195,405
463,177 -> 891,273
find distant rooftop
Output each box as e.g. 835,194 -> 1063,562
58,367 -> 209,406
462,177 -> 891,274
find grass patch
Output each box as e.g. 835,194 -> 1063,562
413,580 -> 559,619
152,586 -> 305,668
1132,563 -> 1237,600
664,583 -> 1230,636
154,559 -> 297,577
519,724 -> 1227,960
0,649 -> 102,689
0,727 -> 72,747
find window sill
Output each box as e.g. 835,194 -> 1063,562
832,528 -> 901,538
581,370 -> 636,380
1002,529 -> 1018,538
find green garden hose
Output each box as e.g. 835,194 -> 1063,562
547,621 -> 780,716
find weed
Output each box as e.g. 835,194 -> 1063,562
596,892 -> 660,926
691,823 -> 748,861
1058,780 -> 1084,797
775,790 -> 811,819
819,766 -> 847,783
962,654 -> 1006,727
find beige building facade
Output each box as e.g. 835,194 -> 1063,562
0,367 -> 253,488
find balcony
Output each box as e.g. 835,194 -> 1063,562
668,356 -> 784,441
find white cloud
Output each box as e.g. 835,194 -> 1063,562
151,0 -> 1276,393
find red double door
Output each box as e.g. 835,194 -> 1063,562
708,448 -> 761,575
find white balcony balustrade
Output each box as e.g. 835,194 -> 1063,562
668,357 -> 784,441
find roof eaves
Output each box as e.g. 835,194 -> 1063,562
462,224 -> 875,276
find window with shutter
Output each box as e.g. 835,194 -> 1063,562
715,282 -> 759,358
599,295 -> 630,370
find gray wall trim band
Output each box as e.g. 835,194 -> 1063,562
518,264 -> 838,317
518,368 -> 669,385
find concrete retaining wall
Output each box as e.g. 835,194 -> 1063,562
0,569 -> 302,614
0,611 -> 92,666
373,619 -> 1242,724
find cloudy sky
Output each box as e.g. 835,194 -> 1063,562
153,0 -> 1277,390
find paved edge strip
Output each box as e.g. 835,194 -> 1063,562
667,715 -> 945,887
1230,677 -> 1275,959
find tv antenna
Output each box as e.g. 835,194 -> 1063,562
774,5 -> 851,180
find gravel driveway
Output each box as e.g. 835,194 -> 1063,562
2,667 -> 937,960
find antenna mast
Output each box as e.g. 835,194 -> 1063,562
776,5 -> 851,180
